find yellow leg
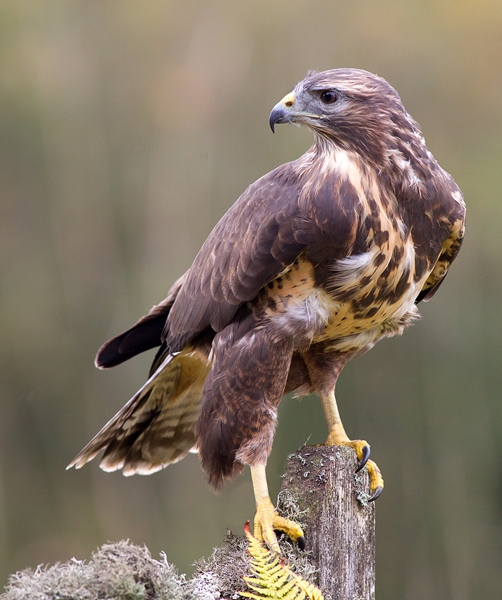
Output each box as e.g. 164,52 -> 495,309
250,463 -> 305,552
320,390 -> 384,501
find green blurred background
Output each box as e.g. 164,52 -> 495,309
1,1 -> 501,598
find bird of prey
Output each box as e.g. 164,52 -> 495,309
68,69 -> 465,552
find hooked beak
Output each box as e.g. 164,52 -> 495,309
269,92 -> 295,133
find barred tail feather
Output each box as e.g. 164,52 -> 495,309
67,351 -> 210,474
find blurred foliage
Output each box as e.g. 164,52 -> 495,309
0,1 -> 501,599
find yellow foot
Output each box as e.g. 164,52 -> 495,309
254,496 -> 305,553
324,436 -> 384,501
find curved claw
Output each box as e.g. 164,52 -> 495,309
355,444 -> 371,472
365,459 -> 384,501
254,497 -> 305,553
368,485 -> 383,502
277,529 -> 306,550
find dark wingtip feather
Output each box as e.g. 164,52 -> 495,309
95,314 -> 168,369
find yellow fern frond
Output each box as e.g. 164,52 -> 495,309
240,522 -> 323,600
289,572 -> 324,600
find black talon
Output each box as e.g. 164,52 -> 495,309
274,530 -> 306,550
355,444 -> 371,472
368,486 -> 383,502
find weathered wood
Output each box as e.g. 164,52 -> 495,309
278,445 -> 376,600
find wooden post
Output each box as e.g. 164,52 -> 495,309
278,445 -> 376,599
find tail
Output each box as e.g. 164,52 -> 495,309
68,350 -> 210,475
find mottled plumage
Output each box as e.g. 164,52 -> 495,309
69,69 -> 465,549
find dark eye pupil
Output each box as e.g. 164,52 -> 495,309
320,91 -> 338,104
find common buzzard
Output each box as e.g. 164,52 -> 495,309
69,69 -> 466,552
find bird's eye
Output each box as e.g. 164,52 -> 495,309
320,90 -> 338,104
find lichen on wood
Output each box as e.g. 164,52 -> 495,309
2,533 -> 319,600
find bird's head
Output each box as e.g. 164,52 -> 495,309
270,69 -> 418,168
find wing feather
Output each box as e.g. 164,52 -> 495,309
95,274 -> 186,369
416,189 -> 466,303
165,165 -> 305,350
